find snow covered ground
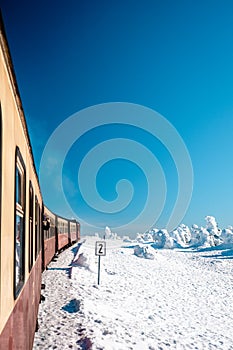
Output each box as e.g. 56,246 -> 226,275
33,234 -> 233,350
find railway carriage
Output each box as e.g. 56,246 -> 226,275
0,14 -> 43,349
69,219 -> 80,244
42,206 -> 56,270
42,208 -> 80,270
56,215 -> 70,252
0,13 -> 80,349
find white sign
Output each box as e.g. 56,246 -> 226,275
95,241 -> 106,256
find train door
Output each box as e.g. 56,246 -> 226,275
41,205 -> 45,270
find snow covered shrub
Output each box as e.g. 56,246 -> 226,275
190,224 -> 202,246
205,216 -> 219,234
179,224 -> 191,243
205,216 -> 222,246
152,229 -> 174,248
171,224 -> 192,247
197,226 -> 215,247
136,233 -> 145,243
134,216 -> 233,250
221,228 -> 233,245
122,236 -> 132,242
142,232 -> 154,242
189,217 -> 222,247
135,231 -> 154,242
104,226 -> 118,239
134,245 -> 155,259
150,228 -> 159,239
190,225 -> 220,247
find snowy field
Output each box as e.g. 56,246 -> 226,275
33,227 -> 233,349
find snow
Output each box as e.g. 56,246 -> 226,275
139,216 -> 233,250
133,244 -> 156,259
105,226 -> 118,240
33,222 -> 233,349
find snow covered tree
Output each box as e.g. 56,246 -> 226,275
152,229 -> 173,248
171,224 -> 192,247
205,216 -> 222,246
220,228 -> 233,244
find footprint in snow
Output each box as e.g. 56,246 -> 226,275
105,269 -> 117,275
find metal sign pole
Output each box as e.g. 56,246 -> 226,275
95,241 -> 106,286
98,255 -> 101,285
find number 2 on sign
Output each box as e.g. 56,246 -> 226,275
99,244 -> 103,254
95,241 -> 106,256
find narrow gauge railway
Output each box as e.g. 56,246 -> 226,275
0,12 -> 80,350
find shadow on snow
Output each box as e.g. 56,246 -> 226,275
47,241 -> 84,278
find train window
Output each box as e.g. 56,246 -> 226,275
77,222 -> 80,240
65,222 -> 68,234
57,217 -> 69,237
35,198 -> 41,258
14,148 -> 26,298
38,205 -> 41,252
58,220 -> 62,234
50,216 -> 55,237
28,182 -> 34,271
70,223 -> 75,233
35,196 -> 38,259
16,167 -> 22,205
38,206 -> 41,251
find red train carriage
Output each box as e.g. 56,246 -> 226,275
69,219 -> 80,245
42,209 -> 80,269
56,215 -> 70,252
41,206 -> 56,270
77,222 -> 80,241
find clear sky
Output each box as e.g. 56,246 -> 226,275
1,0 -> 233,235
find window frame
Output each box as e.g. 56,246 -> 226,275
35,196 -> 38,259
28,181 -> 34,271
14,147 -> 26,299
35,196 -> 41,259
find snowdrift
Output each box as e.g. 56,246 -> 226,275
133,245 -> 156,259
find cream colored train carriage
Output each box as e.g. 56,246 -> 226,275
0,12 -> 43,350
0,12 -> 80,350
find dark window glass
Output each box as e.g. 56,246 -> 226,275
58,220 -> 62,234
38,206 -> 41,252
71,223 -> 76,233
50,216 -> 55,237
15,168 -> 22,205
35,197 -> 41,258
35,197 -> 38,259
65,222 -> 68,234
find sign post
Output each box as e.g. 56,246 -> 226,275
95,241 -> 106,285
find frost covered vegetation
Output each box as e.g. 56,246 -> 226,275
125,216 -> 233,250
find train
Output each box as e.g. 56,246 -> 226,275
0,12 -> 80,350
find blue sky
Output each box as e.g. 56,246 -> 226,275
2,0 -> 233,234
